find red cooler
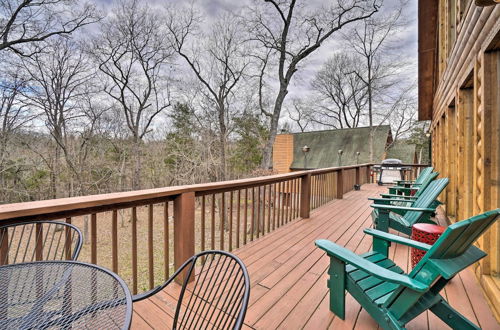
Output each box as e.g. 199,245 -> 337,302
411,223 -> 445,268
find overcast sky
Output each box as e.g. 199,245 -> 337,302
94,0 -> 419,113
95,0 -> 419,77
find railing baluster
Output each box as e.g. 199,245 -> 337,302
211,194 -> 215,251
319,176 -> 322,206
220,192 -> 225,250
320,175 -> 324,205
229,190 -> 233,252
65,217 -> 72,260
251,187 -> 255,241
318,175 -> 322,206
244,188 -> 248,245
292,180 -> 296,219
35,223 -> 43,261
281,181 -> 286,225
275,183 -> 280,227
287,180 -> 291,223
148,204 -> 154,290
284,182 -> 287,222
201,195 -> 206,255
272,183 -> 277,230
91,213 -> 97,264
313,176 -> 317,209
0,227 -> 8,265
290,180 -> 294,222
256,186 -> 261,238
236,190 -> 241,249
267,184 -> 272,232
131,207 -> 138,294
164,201 -> 169,280
112,211 -> 118,273
278,182 -> 283,226
323,174 -> 327,204
262,185 -> 266,235
295,179 -> 300,219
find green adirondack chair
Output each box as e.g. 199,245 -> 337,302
388,167 -> 435,196
372,171 -> 440,211
316,209 -> 500,330
384,171 -> 439,199
370,178 -> 449,235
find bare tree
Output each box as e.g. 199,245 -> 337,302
20,37 -> 96,197
247,0 -> 379,169
0,70 -> 31,158
343,3 -> 406,160
92,0 -> 174,189
381,84 -> 417,141
0,0 -> 100,55
0,68 -> 34,197
287,98 -> 312,132
311,53 -> 368,128
165,9 -> 248,181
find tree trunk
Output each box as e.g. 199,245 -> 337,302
217,102 -> 227,181
367,63 -> 374,162
261,87 -> 288,169
132,138 -> 141,190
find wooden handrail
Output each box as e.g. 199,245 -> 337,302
0,163 -> 374,222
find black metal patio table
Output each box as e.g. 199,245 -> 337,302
0,261 -> 132,329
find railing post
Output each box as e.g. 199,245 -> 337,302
300,174 -> 311,219
336,169 -> 344,199
174,191 -> 195,283
0,228 -> 8,265
366,165 -> 372,184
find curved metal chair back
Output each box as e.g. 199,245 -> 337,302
133,250 -> 250,330
0,221 -> 83,265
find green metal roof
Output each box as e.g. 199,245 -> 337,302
386,140 -> 416,163
290,126 -> 392,169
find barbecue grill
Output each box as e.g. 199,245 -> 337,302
372,159 -> 411,185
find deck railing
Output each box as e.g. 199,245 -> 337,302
0,164 -> 374,293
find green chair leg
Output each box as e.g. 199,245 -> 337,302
328,257 -> 346,319
430,299 -> 480,330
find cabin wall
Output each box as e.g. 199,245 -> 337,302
430,1 -> 500,317
272,134 -> 294,174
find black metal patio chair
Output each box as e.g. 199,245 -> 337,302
0,221 -> 83,264
133,250 -> 250,330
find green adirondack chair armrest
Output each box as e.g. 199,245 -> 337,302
368,197 -> 413,204
370,204 -> 436,213
395,181 -> 422,186
315,239 -> 428,292
390,186 -> 420,193
380,193 -> 418,199
394,180 -> 415,184
363,228 -> 432,251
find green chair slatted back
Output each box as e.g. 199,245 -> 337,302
412,172 -> 439,198
385,209 -> 500,320
388,167 -> 435,196
413,167 -> 434,185
401,178 -> 448,226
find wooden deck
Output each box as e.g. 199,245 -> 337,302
131,184 -> 499,329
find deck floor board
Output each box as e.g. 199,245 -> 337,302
132,184 -> 499,329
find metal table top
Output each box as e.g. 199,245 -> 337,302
0,261 -> 132,329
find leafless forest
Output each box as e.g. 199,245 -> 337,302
0,0 -> 425,203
